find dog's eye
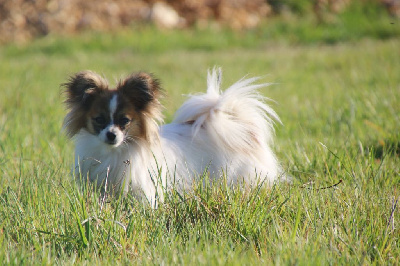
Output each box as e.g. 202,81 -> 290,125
94,116 -> 106,125
119,117 -> 131,126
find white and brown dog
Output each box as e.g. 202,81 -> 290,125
63,68 -> 282,206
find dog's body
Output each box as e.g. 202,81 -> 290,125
64,68 -> 282,206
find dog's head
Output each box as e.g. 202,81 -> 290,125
63,71 -> 163,146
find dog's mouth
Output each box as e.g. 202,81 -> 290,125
105,139 -> 118,145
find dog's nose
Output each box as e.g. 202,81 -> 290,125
106,131 -> 116,141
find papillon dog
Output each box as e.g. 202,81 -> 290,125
63,68 -> 283,207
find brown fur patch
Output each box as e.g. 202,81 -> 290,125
85,91 -> 114,134
117,72 -> 163,142
63,71 -> 109,138
118,72 -> 162,111
115,94 -> 145,141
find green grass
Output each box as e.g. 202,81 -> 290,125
3,0 -> 399,57
1,9 -> 400,265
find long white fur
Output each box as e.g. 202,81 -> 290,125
73,68 -> 282,207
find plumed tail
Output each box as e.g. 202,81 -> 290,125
173,68 -> 281,155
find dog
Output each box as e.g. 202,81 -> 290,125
63,68 -> 282,207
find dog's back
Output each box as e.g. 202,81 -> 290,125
159,68 -> 282,186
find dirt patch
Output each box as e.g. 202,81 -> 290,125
0,0 -> 271,43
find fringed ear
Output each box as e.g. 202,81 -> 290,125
118,72 -> 164,143
62,71 -> 109,138
63,71 -> 108,110
118,72 -> 162,112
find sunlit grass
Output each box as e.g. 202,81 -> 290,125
1,15 -> 399,264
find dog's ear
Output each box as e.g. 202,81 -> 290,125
63,71 -> 108,109
118,72 -> 162,111
118,72 -> 163,142
62,71 -> 109,138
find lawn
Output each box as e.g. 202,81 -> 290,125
0,8 -> 399,265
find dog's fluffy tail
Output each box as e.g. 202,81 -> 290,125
173,67 -> 281,155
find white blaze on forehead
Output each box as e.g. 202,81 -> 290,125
109,94 -> 118,122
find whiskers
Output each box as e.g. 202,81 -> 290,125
123,135 -> 140,147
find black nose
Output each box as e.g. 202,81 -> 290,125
106,132 -> 116,141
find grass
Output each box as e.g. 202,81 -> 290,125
1,6 -> 399,264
